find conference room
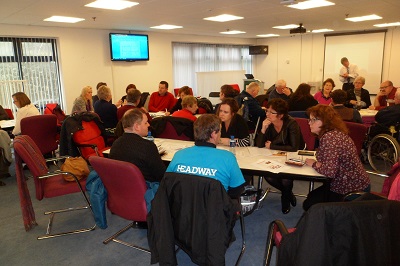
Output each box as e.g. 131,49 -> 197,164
1,0 -> 400,265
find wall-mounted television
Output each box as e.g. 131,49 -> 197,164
109,33 -> 149,61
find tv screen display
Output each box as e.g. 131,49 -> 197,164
109,33 -> 149,61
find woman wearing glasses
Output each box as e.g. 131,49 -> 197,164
303,105 -> 370,210
12,92 -> 40,135
256,98 -> 304,214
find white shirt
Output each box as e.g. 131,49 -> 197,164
12,104 -> 40,135
339,63 -> 359,84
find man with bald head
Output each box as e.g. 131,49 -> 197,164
268,79 -> 293,102
370,80 -> 397,110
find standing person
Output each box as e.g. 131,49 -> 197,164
268,79 -> 293,102
171,95 -> 198,122
217,98 -> 250,147
331,89 -> 363,123
314,78 -> 335,105
304,105 -> 370,210
148,81 -> 176,112
214,84 -> 239,113
345,76 -> 371,109
168,86 -> 193,114
72,86 -> 94,113
339,57 -> 359,91
11,92 -> 40,135
255,98 -> 305,214
110,108 -> 165,183
369,80 -> 398,110
288,83 -> 318,111
166,114 -> 245,198
94,85 -> 118,129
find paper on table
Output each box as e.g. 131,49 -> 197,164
252,158 -> 289,173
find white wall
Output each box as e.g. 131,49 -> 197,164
254,28 -> 400,92
0,24 -> 255,114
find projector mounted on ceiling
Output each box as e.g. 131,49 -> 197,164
290,23 -> 306,34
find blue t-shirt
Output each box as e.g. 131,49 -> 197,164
166,144 -> 245,191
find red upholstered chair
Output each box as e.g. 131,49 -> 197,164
21,114 -> 58,156
151,116 -> 194,141
345,121 -> 368,156
44,103 -> 66,127
89,156 -> 150,253
13,135 -> 95,239
294,118 -> 316,151
72,120 -> 110,160
4,108 -> 14,119
230,84 -> 241,92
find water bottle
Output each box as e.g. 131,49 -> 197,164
146,131 -> 155,142
229,135 -> 236,155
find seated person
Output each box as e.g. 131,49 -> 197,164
94,85 -> 118,129
12,92 -> 40,136
217,98 -> 250,147
268,79 -> 293,102
331,89 -> 363,123
110,108 -> 165,183
92,82 -> 106,105
375,89 -> 400,127
304,105 -> 370,210
0,105 -> 10,120
72,86 -> 94,113
117,89 -> 151,122
148,81 -> 176,112
288,83 -> 318,111
214,84 -> 239,113
314,78 -> 335,105
344,76 -> 371,109
171,95 -> 198,122
168,86 -> 193,114
370,80 -> 397,110
255,98 -> 305,214
166,114 -> 245,199
121,83 -> 136,105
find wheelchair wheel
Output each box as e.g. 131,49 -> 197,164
367,134 -> 400,174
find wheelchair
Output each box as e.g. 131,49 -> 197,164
363,123 -> 400,174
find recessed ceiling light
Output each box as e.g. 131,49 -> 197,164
43,16 -> 85,23
150,24 -> 183,30
312,28 -> 334,33
85,0 -> 138,10
220,30 -> 246,35
273,24 -> 299,29
345,14 -> 382,22
204,14 -> 244,22
257,34 -> 280,37
288,0 -> 335,10
374,22 -> 400,27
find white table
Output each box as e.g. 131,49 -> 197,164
0,120 -> 15,129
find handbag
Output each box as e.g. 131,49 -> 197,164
61,157 -> 90,181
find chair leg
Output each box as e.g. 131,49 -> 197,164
235,209 -> 246,266
263,222 -> 277,266
103,222 -> 150,253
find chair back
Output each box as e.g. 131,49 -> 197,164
4,108 -> 14,119
345,121 -> 368,156
151,116 -> 194,141
13,135 -> 49,200
89,156 -> 148,222
255,94 -> 268,108
294,118 -> 316,151
230,84 -> 240,92
21,114 -> 58,155
289,111 -> 308,118
44,103 -> 66,126
73,120 -> 106,159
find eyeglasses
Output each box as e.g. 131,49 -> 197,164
265,110 -> 278,115
308,117 -> 320,124
379,85 -> 391,90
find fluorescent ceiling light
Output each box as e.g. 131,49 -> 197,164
273,24 -> 299,29
150,24 -> 183,30
288,0 -> 335,10
85,0 -> 138,10
312,28 -> 334,33
374,22 -> 400,27
204,14 -> 244,22
257,34 -> 280,37
43,16 -> 85,23
220,30 -> 246,35
345,14 -> 382,22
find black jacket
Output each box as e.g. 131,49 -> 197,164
256,117 -> 305,151
375,104 -> 400,127
345,88 -> 371,108
147,173 -> 240,266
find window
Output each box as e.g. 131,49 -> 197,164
0,37 -> 63,113
172,42 -> 252,94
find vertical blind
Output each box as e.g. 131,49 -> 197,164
172,42 -> 252,95
0,37 -> 63,114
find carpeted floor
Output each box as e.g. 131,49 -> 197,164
0,159 -> 384,266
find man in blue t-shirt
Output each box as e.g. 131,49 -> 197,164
166,114 -> 245,198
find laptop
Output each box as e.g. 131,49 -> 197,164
245,74 -> 254,79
